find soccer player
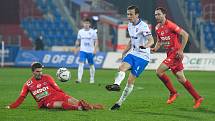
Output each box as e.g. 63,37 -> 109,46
75,18 -> 98,84
6,62 -> 103,110
105,5 -> 154,110
151,7 -> 203,109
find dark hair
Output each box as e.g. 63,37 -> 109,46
31,62 -> 43,72
155,7 -> 167,14
127,5 -> 139,14
83,18 -> 91,23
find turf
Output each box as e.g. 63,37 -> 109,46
0,68 -> 215,121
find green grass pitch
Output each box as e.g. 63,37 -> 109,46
0,68 -> 215,121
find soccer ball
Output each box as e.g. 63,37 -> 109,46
56,68 -> 71,82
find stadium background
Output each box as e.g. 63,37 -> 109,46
0,0 -> 215,121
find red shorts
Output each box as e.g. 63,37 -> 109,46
162,52 -> 184,74
40,92 -> 72,108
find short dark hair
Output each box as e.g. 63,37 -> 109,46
31,62 -> 43,72
155,7 -> 167,14
127,5 -> 139,14
83,18 -> 91,23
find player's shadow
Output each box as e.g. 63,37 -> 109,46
132,110 -> 201,120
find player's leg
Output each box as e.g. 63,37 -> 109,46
156,62 -> 178,104
111,57 -> 148,110
105,54 -> 132,91
87,53 -> 95,83
68,95 -> 103,110
77,51 -> 86,83
46,101 -> 82,110
111,73 -> 135,110
173,70 -> 203,108
68,96 -> 79,105
105,62 -> 130,91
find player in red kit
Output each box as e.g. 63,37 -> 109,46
151,7 -> 203,109
6,62 -> 103,110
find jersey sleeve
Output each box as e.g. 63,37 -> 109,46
77,30 -> 81,40
47,75 -> 64,93
142,23 -> 152,36
9,83 -> 29,108
169,21 -> 182,34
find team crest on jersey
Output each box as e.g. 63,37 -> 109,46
37,84 -> 41,88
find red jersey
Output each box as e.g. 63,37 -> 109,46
10,74 -> 66,108
155,19 -> 182,53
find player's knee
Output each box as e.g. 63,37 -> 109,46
118,66 -> 125,72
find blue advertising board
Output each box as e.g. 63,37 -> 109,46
15,50 -> 106,68
0,45 -> 19,64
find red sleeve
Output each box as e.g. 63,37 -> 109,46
9,84 -> 29,108
46,75 -> 64,93
168,21 -> 182,34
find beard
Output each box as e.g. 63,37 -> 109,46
35,75 -> 42,80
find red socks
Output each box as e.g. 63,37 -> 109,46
158,74 -> 177,94
158,74 -> 201,100
183,80 -> 201,100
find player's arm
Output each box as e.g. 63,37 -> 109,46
151,36 -> 162,52
179,29 -> 189,52
144,35 -> 154,48
7,84 -> 29,109
74,39 -> 80,54
93,39 -> 99,54
176,29 -> 189,59
122,39 -> 132,58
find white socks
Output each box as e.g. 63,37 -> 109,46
114,71 -> 126,86
90,65 -> 95,83
78,63 -> 84,82
78,63 -> 95,83
117,83 -> 134,105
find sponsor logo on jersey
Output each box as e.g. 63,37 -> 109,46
32,86 -> 49,95
160,36 -> 171,41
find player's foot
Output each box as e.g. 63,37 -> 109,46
166,93 -> 179,104
90,80 -> 95,84
193,97 -> 204,109
110,103 -> 120,110
105,84 -> 120,91
79,100 -> 92,111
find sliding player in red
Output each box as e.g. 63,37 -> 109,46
6,62 -> 103,110
151,7 -> 203,109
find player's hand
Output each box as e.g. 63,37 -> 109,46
176,50 -> 184,60
5,105 -> 10,109
93,50 -> 97,55
74,49 -> 78,55
150,48 -> 157,53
